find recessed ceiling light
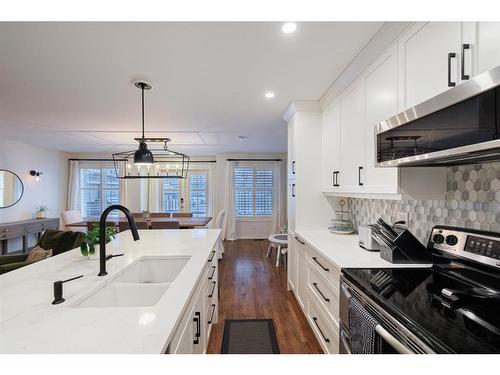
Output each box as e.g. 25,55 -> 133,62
264,91 -> 275,99
282,22 -> 297,34
236,135 -> 248,141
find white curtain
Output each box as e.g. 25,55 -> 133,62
118,161 -> 127,207
148,178 -> 162,212
272,161 -> 284,233
67,160 -> 81,210
222,161 -> 237,241
207,162 -> 217,226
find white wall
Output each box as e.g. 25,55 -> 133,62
0,138 -> 68,250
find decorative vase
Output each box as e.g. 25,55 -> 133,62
36,211 -> 47,219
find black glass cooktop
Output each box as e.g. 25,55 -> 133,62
342,266 -> 500,353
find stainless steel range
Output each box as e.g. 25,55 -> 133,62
340,225 -> 500,353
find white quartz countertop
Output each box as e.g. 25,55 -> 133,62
295,230 -> 432,269
0,229 -> 220,354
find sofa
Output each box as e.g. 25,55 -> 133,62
0,230 -> 84,275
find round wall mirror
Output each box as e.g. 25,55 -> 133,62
0,169 -> 24,209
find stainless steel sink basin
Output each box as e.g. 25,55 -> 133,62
74,256 -> 190,308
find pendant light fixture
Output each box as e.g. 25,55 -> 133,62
112,81 -> 190,179
133,81 -> 154,166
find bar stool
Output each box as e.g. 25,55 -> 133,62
266,234 -> 288,267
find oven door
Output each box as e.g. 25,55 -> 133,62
340,276 -> 434,354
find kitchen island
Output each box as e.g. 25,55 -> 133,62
0,229 -> 220,354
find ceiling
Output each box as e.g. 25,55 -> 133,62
0,22 -> 382,155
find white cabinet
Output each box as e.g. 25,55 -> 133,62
296,237 -> 307,310
287,181 -> 296,232
362,43 -> 399,194
475,22 -> 500,75
167,250 -> 217,354
321,101 -> 341,192
287,116 -> 296,180
398,22 -> 463,110
287,231 -> 297,291
338,82 -> 365,193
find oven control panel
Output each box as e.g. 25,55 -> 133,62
464,235 -> 500,259
430,226 -> 500,269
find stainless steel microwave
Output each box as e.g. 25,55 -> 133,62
376,65 -> 500,167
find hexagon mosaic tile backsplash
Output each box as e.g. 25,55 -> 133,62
348,162 -> 500,244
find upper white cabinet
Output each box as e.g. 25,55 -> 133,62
475,22 -> 500,75
338,82 -> 365,193
398,22 -> 463,110
362,43 -> 399,194
321,102 -> 341,192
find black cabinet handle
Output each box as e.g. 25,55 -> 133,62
332,171 -> 336,187
208,251 -> 215,262
448,52 -> 457,87
292,161 -> 296,175
208,281 -> 216,298
193,312 -> 201,344
333,171 -> 339,187
312,317 -> 330,343
312,282 -> 330,302
294,236 -> 305,245
208,304 -> 216,324
312,256 -> 329,272
461,43 -> 470,80
358,166 -> 363,186
208,265 -> 216,280
291,183 -> 296,197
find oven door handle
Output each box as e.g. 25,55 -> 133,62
375,325 -> 412,354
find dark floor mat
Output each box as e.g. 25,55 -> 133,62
221,319 -> 280,354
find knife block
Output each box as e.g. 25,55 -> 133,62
380,229 -> 431,264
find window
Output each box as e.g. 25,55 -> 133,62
234,167 -> 273,217
80,167 -> 120,217
162,178 -> 180,213
189,172 -> 208,217
161,171 -> 209,216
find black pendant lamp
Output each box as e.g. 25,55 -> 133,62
133,81 -> 154,166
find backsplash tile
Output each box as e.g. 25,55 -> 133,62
349,162 -> 500,244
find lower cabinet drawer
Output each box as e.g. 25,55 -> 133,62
307,292 -> 339,354
307,259 -> 340,322
304,243 -> 341,288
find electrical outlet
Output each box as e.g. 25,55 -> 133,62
396,211 -> 409,224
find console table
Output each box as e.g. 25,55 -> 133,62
0,218 -> 60,255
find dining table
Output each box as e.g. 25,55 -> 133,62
66,216 -> 212,229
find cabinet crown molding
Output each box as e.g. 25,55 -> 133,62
282,101 -> 321,122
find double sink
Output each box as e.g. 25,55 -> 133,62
74,256 -> 190,308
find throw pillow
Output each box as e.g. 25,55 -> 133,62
26,246 -> 53,264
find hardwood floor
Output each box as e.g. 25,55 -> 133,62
207,239 -> 323,354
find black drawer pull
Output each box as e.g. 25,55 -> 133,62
291,183 -> 296,197
208,304 -> 216,324
208,251 -> 216,262
292,160 -> 296,175
448,52 -> 456,87
461,43 -> 470,80
312,256 -> 329,272
358,166 -> 363,186
313,282 -> 330,302
193,311 -> 201,344
208,281 -> 216,298
294,236 -> 305,245
312,317 -> 330,343
208,265 -> 216,280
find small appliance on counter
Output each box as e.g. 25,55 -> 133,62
371,218 -> 431,264
358,224 -> 382,251
328,200 -> 355,235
